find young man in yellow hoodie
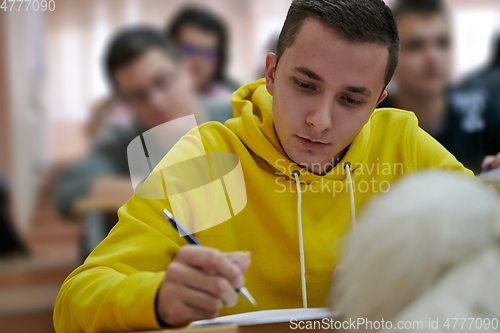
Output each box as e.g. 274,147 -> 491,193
54,0 -> 472,332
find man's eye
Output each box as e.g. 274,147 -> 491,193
125,91 -> 147,105
437,37 -> 450,50
294,79 -> 315,91
342,96 -> 363,106
404,40 -> 424,52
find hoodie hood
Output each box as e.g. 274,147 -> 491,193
225,78 -> 371,183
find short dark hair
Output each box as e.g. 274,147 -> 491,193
166,7 -> 228,82
104,26 -> 179,88
276,0 -> 400,87
392,0 -> 446,18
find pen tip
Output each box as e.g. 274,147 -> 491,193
239,287 -> 257,306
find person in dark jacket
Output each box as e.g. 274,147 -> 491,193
380,0 -> 500,174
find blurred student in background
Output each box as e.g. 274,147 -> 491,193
85,7 -> 238,141
54,27 -> 205,219
462,34 -> 500,105
379,0 -> 500,174
166,7 -> 239,123
460,34 -> 500,170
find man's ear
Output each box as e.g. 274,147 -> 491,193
376,90 -> 388,106
265,52 -> 277,96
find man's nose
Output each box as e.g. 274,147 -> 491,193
425,44 -> 446,64
149,89 -> 168,109
306,99 -> 333,132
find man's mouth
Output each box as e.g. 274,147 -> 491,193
296,135 -> 329,150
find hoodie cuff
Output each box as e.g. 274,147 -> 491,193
118,271 -> 166,331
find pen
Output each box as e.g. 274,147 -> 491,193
162,209 -> 257,307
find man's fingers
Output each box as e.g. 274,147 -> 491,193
482,155 -> 496,170
176,246 -> 242,285
166,261 -> 238,306
162,299 -> 218,327
483,153 -> 500,170
177,284 -> 224,312
181,303 -> 219,323
492,153 -> 500,169
223,252 -> 250,273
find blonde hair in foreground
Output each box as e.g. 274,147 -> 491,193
332,171 -> 500,333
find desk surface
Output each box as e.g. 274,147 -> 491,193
131,321 -> 327,333
73,176 -> 133,214
132,325 -> 238,333
74,196 -> 127,214
482,179 -> 500,192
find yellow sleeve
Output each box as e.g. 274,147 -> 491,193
53,193 -> 188,333
412,126 -> 474,177
52,126 -> 211,333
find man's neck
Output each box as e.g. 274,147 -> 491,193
308,146 -> 348,176
393,88 -> 447,134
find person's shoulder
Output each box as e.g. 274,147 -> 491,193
364,108 -> 420,155
195,121 -> 241,151
197,120 -> 231,132
371,107 -> 419,128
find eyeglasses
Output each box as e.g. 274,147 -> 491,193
180,44 -> 218,60
120,71 -> 180,108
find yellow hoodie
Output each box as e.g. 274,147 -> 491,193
53,79 -> 472,333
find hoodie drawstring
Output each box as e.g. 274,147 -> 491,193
291,170 -> 307,308
343,162 -> 357,232
291,163 -> 356,309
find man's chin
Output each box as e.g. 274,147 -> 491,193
289,154 -> 332,174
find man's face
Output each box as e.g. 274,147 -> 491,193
265,18 -> 388,175
114,48 -> 194,130
394,13 -> 451,95
177,25 -> 219,92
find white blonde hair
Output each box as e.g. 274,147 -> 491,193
332,171 -> 500,332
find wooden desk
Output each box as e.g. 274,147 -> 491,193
74,176 -> 133,215
482,179 -> 500,193
131,320 -> 328,332
478,170 -> 500,193
73,177 -> 132,256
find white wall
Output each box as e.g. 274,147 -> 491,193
451,2 -> 500,81
2,10 -> 50,232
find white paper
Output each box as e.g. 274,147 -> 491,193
189,308 -> 338,327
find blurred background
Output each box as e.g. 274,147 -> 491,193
0,0 -> 499,332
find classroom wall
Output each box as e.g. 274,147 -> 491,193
2,10 -> 50,232
0,13 -> 12,178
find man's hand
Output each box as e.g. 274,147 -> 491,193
482,152 -> 500,171
156,246 -> 250,327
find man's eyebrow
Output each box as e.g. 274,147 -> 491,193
344,86 -> 373,97
294,66 -> 323,82
294,67 -> 374,96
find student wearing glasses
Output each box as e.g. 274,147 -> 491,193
166,7 -> 240,123
53,28 -> 205,220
